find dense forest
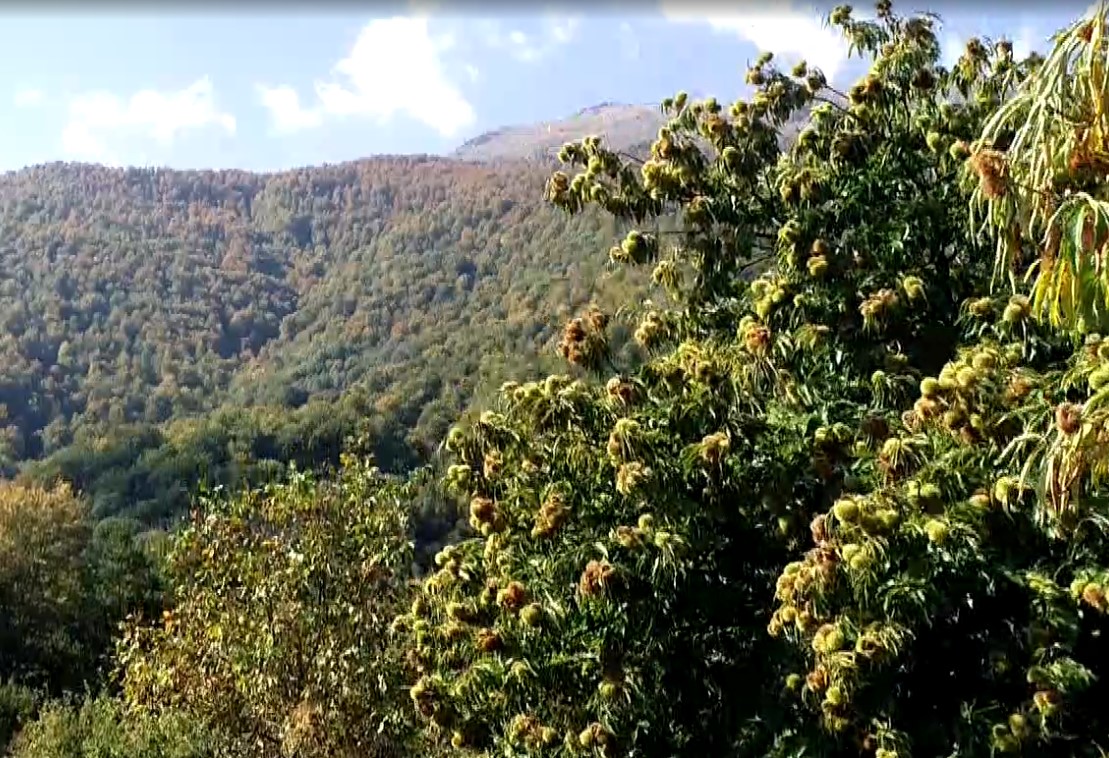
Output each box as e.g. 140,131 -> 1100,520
0,157 -> 651,524
10,1 -> 1109,756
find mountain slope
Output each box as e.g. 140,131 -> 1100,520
0,95 -> 828,522
452,103 -> 667,163
0,157 -> 646,499
452,99 -> 819,166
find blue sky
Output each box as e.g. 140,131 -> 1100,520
0,2 -> 1090,173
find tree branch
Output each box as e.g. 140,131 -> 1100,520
616,151 -> 646,166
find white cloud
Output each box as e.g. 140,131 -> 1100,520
482,15 -> 580,63
60,77 -> 235,164
257,15 -> 475,139
255,84 -> 323,133
660,3 -> 850,82
550,17 -> 579,44
13,88 -> 44,108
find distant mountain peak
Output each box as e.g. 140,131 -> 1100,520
451,103 -> 666,164
572,101 -> 635,116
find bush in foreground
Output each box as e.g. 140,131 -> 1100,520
8,696 -> 214,758
115,457 -> 420,757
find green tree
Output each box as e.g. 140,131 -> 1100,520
0,482 -> 162,750
771,4 -> 1109,756
395,3 -> 1070,757
0,482 -> 96,692
116,457 -> 420,757
85,517 -> 164,627
973,4 -> 1109,333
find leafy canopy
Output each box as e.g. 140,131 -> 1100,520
394,3 -> 1104,757
973,1 -> 1109,334
116,457 -> 418,758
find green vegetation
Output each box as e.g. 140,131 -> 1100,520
12,2 -> 1109,756
0,481 -> 161,747
0,157 -> 646,524
396,6 -> 1045,754
115,458 -> 417,757
9,697 -> 215,758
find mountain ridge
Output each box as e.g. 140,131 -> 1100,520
451,102 -> 667,163
0,95 -> 810,522
0,145 -> 651,522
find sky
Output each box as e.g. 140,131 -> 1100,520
0,1 -> 1092,173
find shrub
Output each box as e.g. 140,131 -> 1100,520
116,457 -> 419,757
0,681 -> 39,751
9,696 -> 215,758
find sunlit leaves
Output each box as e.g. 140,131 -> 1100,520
116,459 -> 417,758
388,2 -> 1109,757
971,2 -> 1109,333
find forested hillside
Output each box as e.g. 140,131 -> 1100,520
0,156 -> 650,522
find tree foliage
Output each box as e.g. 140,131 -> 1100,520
19,390 -> 421,524
115,457 -> 421,758
0,153 -> 654,549
0,482 -> 160,696
397,3 -> 1109,757
0,482 -> 92,690
973,2 -> 1109,333
8,696 -> 215,758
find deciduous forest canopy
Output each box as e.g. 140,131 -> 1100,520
8,2 -> 1109,757
0,157 -> 649,524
